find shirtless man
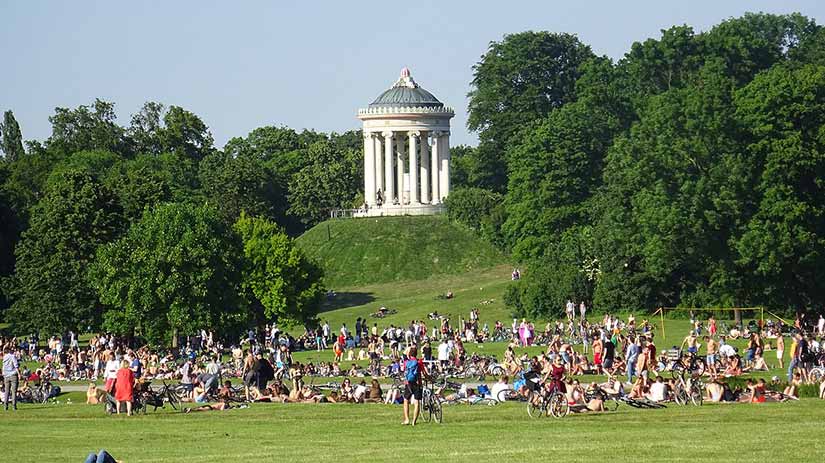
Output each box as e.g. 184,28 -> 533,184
704,336 -> 718,375
682,332 -> 700,355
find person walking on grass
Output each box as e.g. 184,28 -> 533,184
2,348 -> 20,411
401,345 -> 428,426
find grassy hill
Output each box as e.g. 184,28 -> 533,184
296,216 -> 507,289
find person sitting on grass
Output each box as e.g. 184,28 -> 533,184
366,378 -> 383,403
744,352 -> 769,372
723,355 -> 742,377
704,377 -> 726,403
819,377 -> 825,400
646,375 -> 667,402
784,372 -> 802,399
86,383 -> 103,405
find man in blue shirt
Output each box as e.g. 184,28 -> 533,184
625,336 -> 640,384
2,348 -> 20,411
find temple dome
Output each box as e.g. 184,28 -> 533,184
368,68 -> 444,108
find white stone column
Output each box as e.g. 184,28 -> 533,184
419,131 -> 430,204
363,132 -> 375,205
430,131 -> 440,204
374,135 -> 383,197
396,136 -> 404,204
408,132 -> 419,204
383,131 -> 394,204
440,132 -> 450,201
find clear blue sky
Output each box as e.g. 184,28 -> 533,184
2,1 -> 824,148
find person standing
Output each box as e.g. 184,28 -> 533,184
3,348 -> 20,411
776,334 -> 785,369
625,336 -> 639,383
114,360 -> 135,416
579,301 -> 586,321
401,346 -> 427,426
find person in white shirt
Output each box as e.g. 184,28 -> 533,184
648,376 -> 667,402
566,300 -> 575,321
491,376 -> 512,402
579,302 -> 586,321
818,315 -> 825,335
437,341 -> 451,371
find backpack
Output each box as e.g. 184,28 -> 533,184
404,358 -> 420,383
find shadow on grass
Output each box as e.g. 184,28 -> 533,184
319,292 -> 376,313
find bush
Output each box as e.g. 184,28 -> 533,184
444,187 -> 503,231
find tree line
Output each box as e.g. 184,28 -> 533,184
444,12 -> 825,319
0,101 -> 362,340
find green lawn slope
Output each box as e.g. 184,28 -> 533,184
296,216 -> 507,289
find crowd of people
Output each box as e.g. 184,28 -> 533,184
2,307 -> 825,417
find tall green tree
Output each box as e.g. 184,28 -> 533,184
467,31 -> 594,191
235,214 -> 324,327
287,140 -> 359,226
735,64 -> 825,310
6,171 -> 124,333
90,203 -> 242,343
127,102 -> 215,161
47,99 -> 128,156
198,151 -> 287,226
0,110 -> 25,161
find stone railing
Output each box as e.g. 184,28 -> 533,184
330,204 -> 445,219
357,105 -> 455,116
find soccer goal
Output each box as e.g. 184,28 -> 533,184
653,306 -> 765,339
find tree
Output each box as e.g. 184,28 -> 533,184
0,110 -> 25,161
47,99 -> 128,156
735,63 -> 825,311
127,102 -> 215,161
467,31 -> 595,192
468,31 -> 595,145
105,152 -> 199,221
90,203 -> 242,343
235,214 -> 324,327
503,100 -> 615,261
5,171 -> 124,333
287,140 -> 359,226
198,151 -> 287,226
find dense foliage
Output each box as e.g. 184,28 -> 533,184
0,101 -> 347,336
463,13 -> 825,317
2,11 -> 824,332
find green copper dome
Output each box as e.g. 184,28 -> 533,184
369,68 -> 444,108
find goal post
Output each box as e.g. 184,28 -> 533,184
655,306 -> 765,339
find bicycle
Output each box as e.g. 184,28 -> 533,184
420,379 -> 443,424
671,371 -> 703,406
158,380 -> 183,411
526,382 -> 569,419
670,351 -> 706,378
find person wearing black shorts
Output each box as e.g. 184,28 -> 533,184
402,346 -> 427,426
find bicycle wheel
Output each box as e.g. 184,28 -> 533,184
433,399 -> 443,423
689,385 -> 703,406
165,389 -> 180,411
675,389 -> 687,406
421,393 -> 433,423
548,393 -> 569,418
526,393 -> 546,419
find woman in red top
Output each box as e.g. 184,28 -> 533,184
114,360 -> 135,416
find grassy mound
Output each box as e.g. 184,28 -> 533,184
296,216 -> 506,288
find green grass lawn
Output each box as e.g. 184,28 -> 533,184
296,216 -> 506,288
2,397 -> 823,462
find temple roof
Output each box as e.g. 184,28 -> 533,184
368,67 -> 444,108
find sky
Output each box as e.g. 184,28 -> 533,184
2,1 -> 824,148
